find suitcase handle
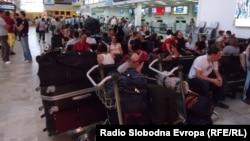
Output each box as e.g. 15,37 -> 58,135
72,93 -> 92,100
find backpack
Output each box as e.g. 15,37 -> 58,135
106,68 -> 148,114
185,92 -> 214,125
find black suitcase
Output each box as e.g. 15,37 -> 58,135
36,51 -> 98,86
43,96 -> 107,136
40,80 -> 96,112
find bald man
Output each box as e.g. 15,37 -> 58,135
117,52 -> 144,73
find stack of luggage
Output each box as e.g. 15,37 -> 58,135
36,50 -> 107,136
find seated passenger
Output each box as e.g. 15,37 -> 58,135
109,35 -> 124,62
97,43 -> 115,65
100,32 -> 111,45
161,32 -> 176,57
188,47 -> 229,109
162,46 -> 182,61
185,36 -> 196,55
243,42 -> 250,105
194,35 -> 207,56
85,30 -> 97,44
222,37 -> 240,55
63,31 -> 80,53
214,36 -> 225,50
51,28 -> 63,50
117,39 -> 147,73
72,34 -> 90,52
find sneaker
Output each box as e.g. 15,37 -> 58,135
24,60 -> 32,63
10,51 -> 16,55
214,101 -> 229,109
4,61 -> 11,64
242,99 -> 250,105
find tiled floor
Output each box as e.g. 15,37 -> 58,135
0,27 -> 249,141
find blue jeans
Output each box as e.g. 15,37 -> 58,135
188,78 -> 227,102
20,36 -> 32,61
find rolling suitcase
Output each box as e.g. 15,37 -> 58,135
40,80 -> 96,112
43,96 -> 107,136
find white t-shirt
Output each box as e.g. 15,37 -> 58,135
185,41 -> 195,50
188,55 -> 218,79
86,37 -> 97,44
101,53 -> 114,65
0,17 -> 8,36
117,62 -> 129,74
110,18 -> 117,26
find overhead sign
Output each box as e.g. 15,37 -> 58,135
44,0 -> 55,5
0,4 -> 15,10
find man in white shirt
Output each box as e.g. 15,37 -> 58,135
188,47 -> 229,109
64,31 -> 80,53
0,9 -> 10,64
85,31 -> 96,44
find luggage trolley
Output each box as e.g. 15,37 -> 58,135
87,64 -> 124,125
148,59 -> 220,124
148,58 -> 188,123
35,52 -> 108,136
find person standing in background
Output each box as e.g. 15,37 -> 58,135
16,11 -> 32,63
189,18 -> 195,33
0,9 -> 10,64
4,11 -> 16,55
15,13 -> 21,41
243,40 -> 250,105
38,18 -> 46,43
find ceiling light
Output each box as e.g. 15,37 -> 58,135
155,1 -> 166,5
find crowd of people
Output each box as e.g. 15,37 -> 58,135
1,12 -> 250,122
0,10 -> 32,64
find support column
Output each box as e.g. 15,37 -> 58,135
134,3 -> 142,30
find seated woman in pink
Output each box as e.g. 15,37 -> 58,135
97,43 -> 115,65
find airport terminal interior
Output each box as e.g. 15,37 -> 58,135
0,27 -> 249,141
0,0 -> 250,141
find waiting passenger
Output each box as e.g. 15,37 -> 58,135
85,30 -> 97,44
185,36 -> 196,55
222,37 -> 240,55
117,39 -> 146,73
243,41 -> 250,105
97,43 -> 115,65
72,34 -> 90,52
63,30 -> 80,53
194,35 -> 207,56
109,35 -> 123,62
188,47 -> 229,109
214,36 -> 225,50
163,46 -> 182,61
161,32 -> 176,57
175,30 -> 187,55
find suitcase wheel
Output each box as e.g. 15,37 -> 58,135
43,128 -> 47,132
40,113 -> 45,118
38,106 -> 44,111
35,87 -> 40,91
